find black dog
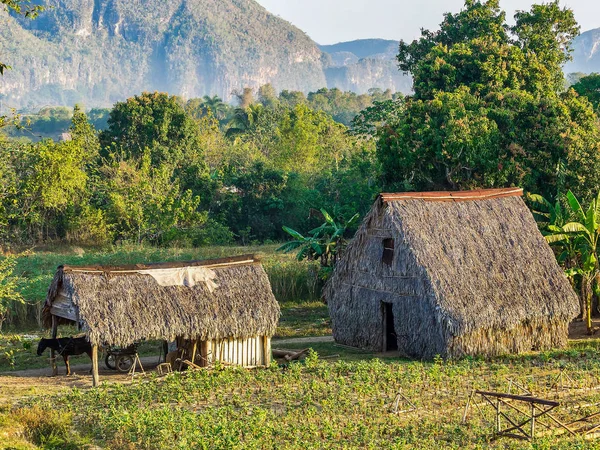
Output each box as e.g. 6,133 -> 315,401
37,337 -> 92,375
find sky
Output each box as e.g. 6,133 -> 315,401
255,0 -> 600,45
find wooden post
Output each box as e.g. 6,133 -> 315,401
200,341 -> 209,367
51,315 -> 58,376
191,340 -> 198,366
531,403 -> 535,439
91,344 -> 99,387
263,336 -> 271,366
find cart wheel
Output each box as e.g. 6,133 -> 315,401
105,353 -> 117,370
116,355 -> 134,373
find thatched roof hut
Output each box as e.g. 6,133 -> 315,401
43,255 -> 279,379
324,188 -> 579,359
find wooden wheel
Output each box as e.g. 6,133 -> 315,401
116,355 -> 134,373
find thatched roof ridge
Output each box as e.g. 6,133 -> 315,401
44,255 -> 280,346
380,188 -> 523,203
60,254 -> 258,274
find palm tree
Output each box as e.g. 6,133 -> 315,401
225,104 -> 264,137
545,191 -> 600,335
277,209 -> 359,277
202,95 -> 227,120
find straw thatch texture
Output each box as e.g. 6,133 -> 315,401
43,260 -> 280,347
325,192 -> 579,359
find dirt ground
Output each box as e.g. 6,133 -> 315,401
0,356 -> 160,406
568,317 -> 600,339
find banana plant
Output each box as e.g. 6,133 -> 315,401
277,209 -> 359,276
544,190 -> 600,335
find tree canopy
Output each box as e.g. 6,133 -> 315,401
375,0 -> 599,199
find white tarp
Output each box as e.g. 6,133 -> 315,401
138,267 -> 219,292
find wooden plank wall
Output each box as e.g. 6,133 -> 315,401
204,336 -> 270,367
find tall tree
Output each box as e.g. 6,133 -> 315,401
572,74 -> 600,112
99,92 -> 209,195
375,1 -> 599,199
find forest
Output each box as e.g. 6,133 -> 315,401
1,0 -> 600,319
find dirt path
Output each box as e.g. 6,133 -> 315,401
0,356 -> 160,406
272,335 -> 334,345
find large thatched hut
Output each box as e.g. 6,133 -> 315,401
324,188 -> 579,359
43,255 -> 279,384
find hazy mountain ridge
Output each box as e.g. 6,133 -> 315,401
0,0 -> 328,107
566,28 -> 600,74
0,2 -> 412,108
319,39 -> 411,95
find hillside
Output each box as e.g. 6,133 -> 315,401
320,39 -> 412,95
0,0 -> 327,107
0,2 -> 412,108
565,28 -> 600,74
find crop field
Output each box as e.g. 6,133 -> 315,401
2,246 -> 600,449
2,343 -> 600,449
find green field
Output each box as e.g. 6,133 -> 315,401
4,344 -> 600,449
3,246 -> 600,449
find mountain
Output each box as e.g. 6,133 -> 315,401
0,2 -> 411,109
0,0 -> 328,108
320,39 -> 412,95
320,39 -> 398,60
566,28 -> 600,74
0,0 -> 410,107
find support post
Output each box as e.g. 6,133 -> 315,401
531,403 -> 535,439
263,336 -> 271,366
91,344 -> 99,387
51,315 -> 58,376
191,340 -> 198,366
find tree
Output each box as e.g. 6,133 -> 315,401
0,255 -> 23,331
258,84 -> 279,108
99,153 -> 202,244
232,87 -> 255,109
544,191 -> 600,335
100,92 -> 209,196
278,209 -> 359,278
374,1 -> 599,198
572,74 -> 600,112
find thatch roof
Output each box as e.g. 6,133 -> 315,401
43,255 -> 280,346
325,188 -> 579,355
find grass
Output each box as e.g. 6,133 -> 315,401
5,343 -> 600,449
274,301 -> 331,338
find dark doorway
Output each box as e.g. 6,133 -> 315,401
382,302 -> 398,351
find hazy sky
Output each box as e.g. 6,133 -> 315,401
255,0 -> 600,45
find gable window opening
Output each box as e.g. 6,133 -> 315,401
382,238 -> 394,266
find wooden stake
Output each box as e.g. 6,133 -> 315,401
191,340 -> 198,366
91,344 -> 99,387
263,336 -> 271,366
51,315 -> 58,376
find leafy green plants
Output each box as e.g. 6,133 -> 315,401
278,209 -> 358,279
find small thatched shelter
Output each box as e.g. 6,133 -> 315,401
43,255 -> 279,384
324,188 -> 579,359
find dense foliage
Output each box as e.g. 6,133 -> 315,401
0,91 -> 379,247
572,73 -> 600,112
365,0 -> 600,200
